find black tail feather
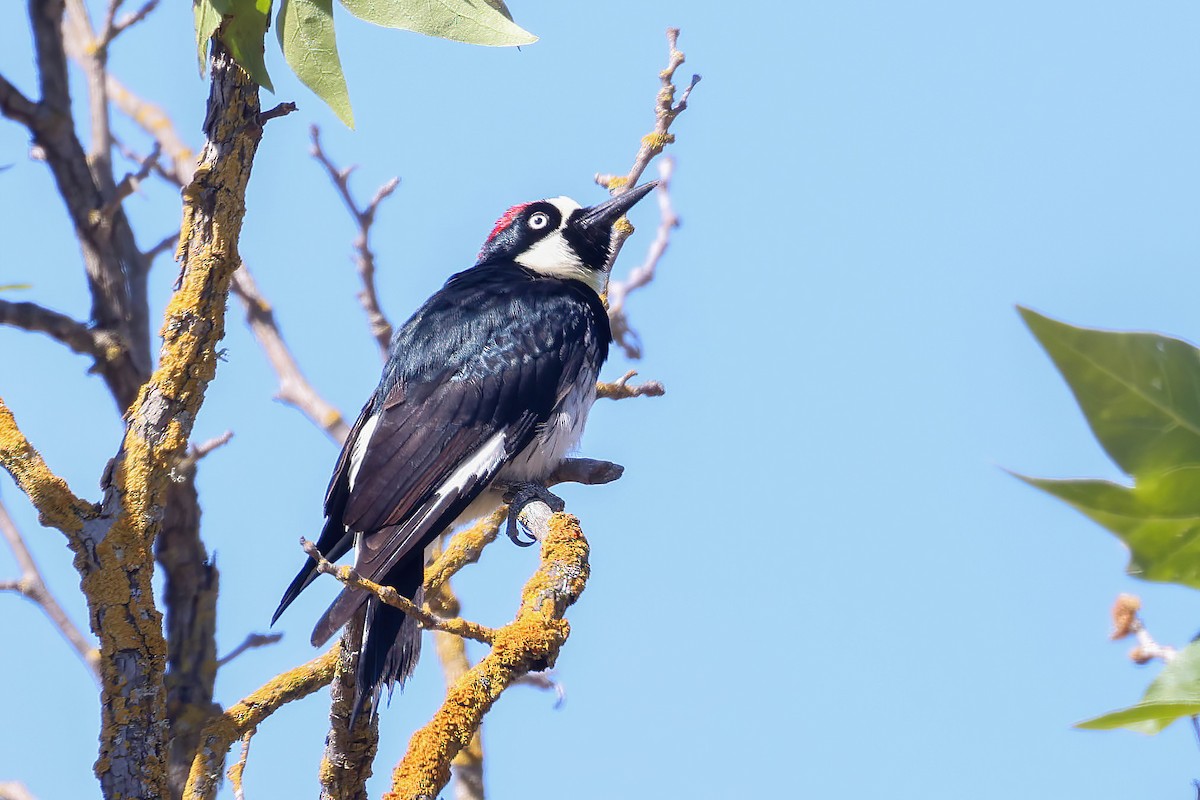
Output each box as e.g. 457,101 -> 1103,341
347,554 -> 425,725
272,515 -> 354,626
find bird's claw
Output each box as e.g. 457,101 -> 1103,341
503,483 -> 565,547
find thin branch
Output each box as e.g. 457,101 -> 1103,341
594,28 -> 698,266
387,511 -> 590,799
230,265 -> 351,443
310,124 -> 398,358
216,631 -> 283,667
513,670 -> 565,708
257,101 -> 297,126
143,229 -> 179,265
424,509 -> 507,597
596,369 -> 665,401
98,141 -> 160,220
0,298 -> 120,366
226,728 -> 253,800
183,647 -> 341,800
0,74 -> 39,127
0,782 -> 38,800
300,538 -> 496,645
97,0 -> 159,50
606,158 -> 680,358
0,498 -> 100,679
106,75 -> 194,183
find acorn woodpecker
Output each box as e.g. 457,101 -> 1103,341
272,182 -> 658,720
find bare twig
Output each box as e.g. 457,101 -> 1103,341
594,28 -> 698,264
143,229 -> 180,265
606,158 -> 680,358
0,298 -> 122,369
230,265 -> 351,443
97,0 -> 159,50
310,125 -> 398,358
0,782 -> 38,800
514,670 -> 565,708
106,75 -> 194,183
301,538 -> 496,645
226,728 -> 254,800
596,369 -> 665,401
258,102 -> 298,126
98,141 -> 160,220
217,631 -> 284,667
0,498 -> 100,679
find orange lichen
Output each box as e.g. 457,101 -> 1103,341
385,513 -> 589,800
183,646 -> 340,800
424,508 -> 506,594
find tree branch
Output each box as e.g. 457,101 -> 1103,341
319,610 -> 379,800
230,265 -> 352,443
300,538 -> 496,645
310,124 -> 398,359
605,158 -> 680,358
217,631 -> 284,667
0,298 -> 122,367
385,512 -> 590,800
183,646 -> 341,800
0,497 -> 100,678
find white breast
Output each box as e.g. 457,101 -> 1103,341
499,364 -> 599,484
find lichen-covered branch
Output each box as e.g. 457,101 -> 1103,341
0,497 -> 100,678
72,38 -> 268,800
426,572 -> 484,800
319,610 -> 379,800
310,124 -> 398,358
301,538 -> 496,645
385,512 -> 590,800
183,646 -> 341,800
0,398 -> 94,539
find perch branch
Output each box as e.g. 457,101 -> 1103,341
301,538 -> 496,645
182,646 -> 341,800
310,124 -> 398,358
385,511 -> 590,800
0,497 -> 100,678
226,728 -> 254,800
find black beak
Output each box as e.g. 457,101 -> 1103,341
575,181 -> 659,234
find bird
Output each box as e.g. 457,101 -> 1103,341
272,181 -> 659,721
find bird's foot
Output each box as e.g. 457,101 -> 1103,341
502,483 -> 565,547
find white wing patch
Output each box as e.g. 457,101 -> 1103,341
347,412 -> 381,492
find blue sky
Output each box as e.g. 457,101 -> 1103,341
5,1 -> 1200,798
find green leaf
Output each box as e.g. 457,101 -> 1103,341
1019,307 -> 1200,477
278,0 -> 354,126
219,0 -> 274,91
194,0 -> 228,72
1018,471 -> 1200,588
339,0 -> 536,47
1077,641 -> 1200,733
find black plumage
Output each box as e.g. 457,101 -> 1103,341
273,186 -> 655,721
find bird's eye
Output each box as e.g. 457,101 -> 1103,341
528,212 -> 551,230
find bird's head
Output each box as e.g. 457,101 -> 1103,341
475,182 -> 658,292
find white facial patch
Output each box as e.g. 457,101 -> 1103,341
513,197 -> 606,293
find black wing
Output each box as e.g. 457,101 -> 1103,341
274,264 -> 609,639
